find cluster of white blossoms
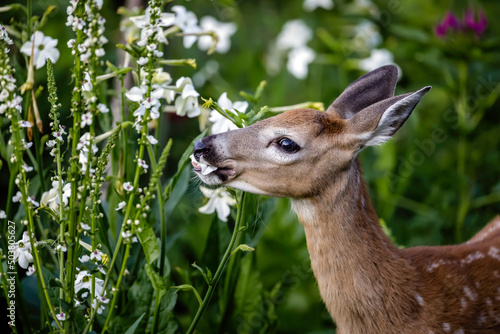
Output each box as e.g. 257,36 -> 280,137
77,132 -> 98,173
0,26 -> 23,117
209,92 -> 248,134
303,0 -> 334,12
67,0 -> 108,63
271,19 -> 316,80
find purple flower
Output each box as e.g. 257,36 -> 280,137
435,12 -> 460,38
435,9 -> 487,38
464,9 -> 487,36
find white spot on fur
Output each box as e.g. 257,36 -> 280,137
460,297 -> 467,311
464,286 -> 478,301
488,247 -> 500,261
427,259 -> 445,272
443,323 -> 450,332
454,329 -> 464,334
461,251 -> 485,265
478,313 -> 487,325
415,294 -> 424,306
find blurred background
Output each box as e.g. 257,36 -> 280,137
2,0 -> 500,333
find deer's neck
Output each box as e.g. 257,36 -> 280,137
291,158 -> 420,333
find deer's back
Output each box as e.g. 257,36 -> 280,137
400,216 -> 500,333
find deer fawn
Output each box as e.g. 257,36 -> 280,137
192,65 -> 500,334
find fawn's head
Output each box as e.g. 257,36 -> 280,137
193,65 -> 430,198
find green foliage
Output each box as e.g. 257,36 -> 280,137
1,0 -> 500,334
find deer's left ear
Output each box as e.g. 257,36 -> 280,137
348,86 -> 431,147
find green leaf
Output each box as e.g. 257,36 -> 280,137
48,278 -> 62,289
138,225 -> 160,265
191,262 -> 211,285
124,313 -> 146,334
389,25 -> 430,43
111,269 -> 178,334
232,253 -> 264,332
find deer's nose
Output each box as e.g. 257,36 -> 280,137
193,138 -> 211,161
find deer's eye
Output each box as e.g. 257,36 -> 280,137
277,137 -> 300,153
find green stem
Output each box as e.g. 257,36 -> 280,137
455,61 -> 469,243
100,243 -> 131,333
186,192 -> 247,334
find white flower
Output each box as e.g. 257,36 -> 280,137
21,139 -> 33,149
287,46 -> 316,79
90,249 -> 103,262
209,92 -> 248,134
41,181 -> 71,210
12,191 -> 22,203
358,48 -> 395,72
198,16 -> 237,54
27,196 -> 39,207
81,112 -> 93,128
116,201 -> 126,211
92,295 -> 109,314
56,312 -> 66,321
130,11 -> 175,29
146,135 -> 158,145
95,48 -> 105,57
82,72 -> 93,92
125,86 -> 146,102
20,31 -> 60,69
303,0 -> 334,11
22,164 -> 33,173
26,265 -> 35,276
80,222 -> 91,231
123,182 -> 134,192
0,89 -> 8,101
13,232 -> 33,269
79,150 -> 95,174
56,244 -> 67,252
137,57 -> 148,65
97,264 -> 106,275
97,103 -> 109,113
0,210 -> 6,219
276,20 -> 313,51
74,270 -> 104,298
19,120 -> 32,128
172,6 -> 201,48
353,20 -> 382,50
122,230 -> 133,240
198,186 -> 236,222
138,159 -> 149,170
174,77 -> 200,118
47,140 -> 56,148
79,254 -> 90,263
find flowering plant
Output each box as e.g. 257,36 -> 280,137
0,0 -> 325,332
1,1 -> 499,333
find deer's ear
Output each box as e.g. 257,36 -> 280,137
327,65 -> 399,119
348,86 -> 431,147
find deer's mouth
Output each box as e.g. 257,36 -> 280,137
190,154 -> 236,183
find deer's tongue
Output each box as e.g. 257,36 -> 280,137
190,154 -> 218,175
